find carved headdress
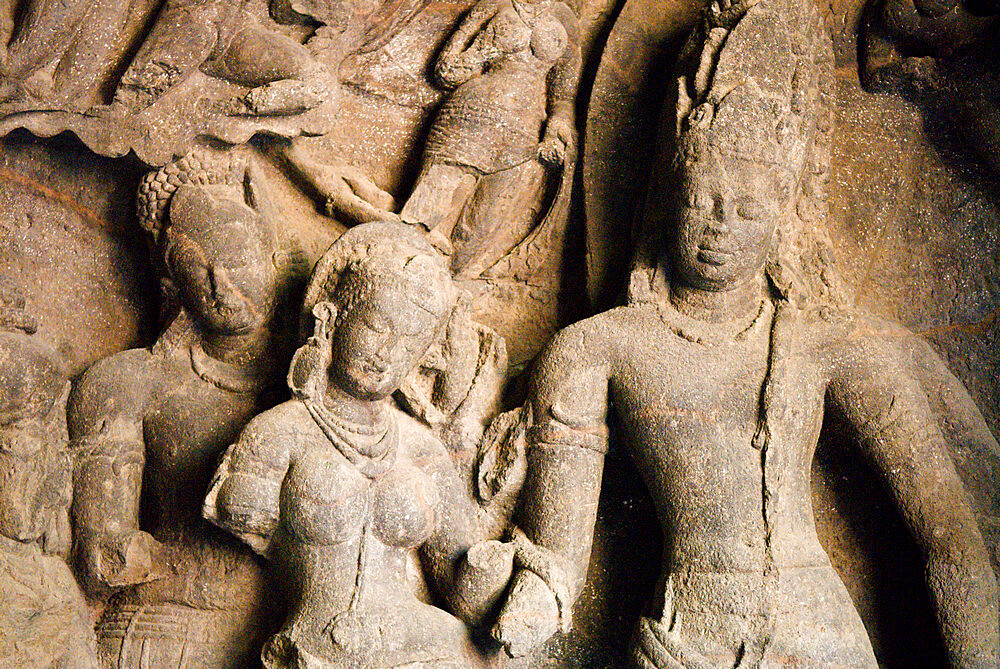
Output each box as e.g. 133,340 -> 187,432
300,221 -> 458,327
632,0 -> 847,307
289,222 -> 459,401
673,0 -> 832,178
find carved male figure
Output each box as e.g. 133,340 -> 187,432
490,0 -> 1000,666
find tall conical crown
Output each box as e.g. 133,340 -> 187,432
673,0 -> 834,186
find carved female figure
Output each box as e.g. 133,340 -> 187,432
400,0 -> 581,277
70,184 -> 281,668
489,1 -> 1000,667
204,222 -> 512,668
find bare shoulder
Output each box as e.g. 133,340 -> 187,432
538,305 -> 649,371
230,399 -> 313,466
396,408 -> 454,470
68,346 -> 161,434
794,305 -> 915,378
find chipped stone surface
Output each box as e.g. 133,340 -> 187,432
0,0 -> 998,665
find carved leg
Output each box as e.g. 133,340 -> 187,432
400,162 -> 478,251
3,0 -> 91,80
48,0 -> 132,107
111,2 -> 223,112
449,160 -> 545,278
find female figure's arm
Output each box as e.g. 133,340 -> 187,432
417,432 -> 515,627
434,0 -> 504,88
538,2 -> 582,166
491,322 -> 612,656
203,410 -> 295,557
69,349 -> 167,594
829,330 -> 999,668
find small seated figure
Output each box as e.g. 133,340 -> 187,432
400,0 -> 581,277
0,329 -> 98,669
70,184 -> 282,668
489,1 -> 1000,667
204,222 -> 514,668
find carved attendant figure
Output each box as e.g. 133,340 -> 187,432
400,0 -> 581,277
490,1 -> 1000,667
0,330 -> 98,668
70,185 -> 281,668
205,222 -> 513,668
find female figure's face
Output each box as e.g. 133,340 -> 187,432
164,187 -> 275,337
329,289 -> 443,402
669,152 -> 787,292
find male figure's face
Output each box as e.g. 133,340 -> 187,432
669,151 -> 787,292
165,186 -> 276,337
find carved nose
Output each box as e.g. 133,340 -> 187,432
374,335 -> 396,363
711,197 -> 731,228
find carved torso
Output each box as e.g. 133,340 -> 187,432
72,341 -> 271,610
606,300 -> 829,574
425,0 -> 573,173
534,299 -> 899,666
212,399 -> 481,668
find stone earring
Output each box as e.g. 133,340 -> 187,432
287,301 -> 336,401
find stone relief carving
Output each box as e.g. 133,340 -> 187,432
69,182 -> 281,668
860,0 -> 999,173
0,325 -> 98,668
0,0 -> 997,665
490,0 -> 999,667
204,222 -> 514,668
399,0 -> 581,279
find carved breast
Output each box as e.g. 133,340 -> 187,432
282,451 -> 368,546
281,450 -> 439,550
529,12 -> 568,65
370,461 -> 438,549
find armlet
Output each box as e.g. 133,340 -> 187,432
527,422 -> 608,455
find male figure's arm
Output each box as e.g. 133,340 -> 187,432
69,349 -> 168,594
829,323 -> 998,668
492,321 -> 612,656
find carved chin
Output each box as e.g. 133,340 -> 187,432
341,370 -> 397,401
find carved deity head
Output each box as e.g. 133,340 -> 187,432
649,0 -> 838,302
669,143 -> 787,292
291,222 -> 458,402
162,184 -> 277,337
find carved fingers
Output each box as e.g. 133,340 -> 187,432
322,170 -> 400,224
237,79 -> 330,116
539,116 -> 574,167
491,568 -> 561,657
435,60 -> 480,89
538,137 -> 566,168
